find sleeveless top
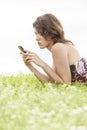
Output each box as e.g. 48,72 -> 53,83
70,58 -> 87,84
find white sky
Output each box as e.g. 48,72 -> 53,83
0,0 -> 87,75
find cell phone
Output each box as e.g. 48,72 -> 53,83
18,46 -> 26,53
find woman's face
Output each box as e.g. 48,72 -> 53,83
34,28 -> 53,50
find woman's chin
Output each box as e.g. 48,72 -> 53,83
39,46 -> 45,49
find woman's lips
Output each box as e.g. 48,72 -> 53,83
38,42 -> 42,46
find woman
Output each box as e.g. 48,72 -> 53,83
21,13 -> 87,84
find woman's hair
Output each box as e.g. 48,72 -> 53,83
33,13 -> 72,44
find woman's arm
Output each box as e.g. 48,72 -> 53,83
21,51 -> 64,83
27,49 -> 71,83
41,62 -> 64,83
21,51 -> 51,82
26,63 -> 52,82
51,44 -> 71,83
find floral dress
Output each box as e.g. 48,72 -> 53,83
70,58 -> 87,84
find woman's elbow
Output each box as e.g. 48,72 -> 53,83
54,77 -> 71,84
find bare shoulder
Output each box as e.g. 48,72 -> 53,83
51,43 -> 67,53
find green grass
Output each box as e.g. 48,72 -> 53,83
0,74 -> 87,130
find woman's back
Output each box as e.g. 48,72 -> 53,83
66,43 -> 80,66
65,43 -> 87,84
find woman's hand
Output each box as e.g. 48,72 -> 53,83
27,51 -> 45,67
21,51 -> 45,67
21,50 -> 31,66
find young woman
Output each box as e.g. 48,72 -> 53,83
20,13 -> 87,84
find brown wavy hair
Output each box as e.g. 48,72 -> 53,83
33,13 -> 73,44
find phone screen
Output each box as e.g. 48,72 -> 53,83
18,46 -> 26,52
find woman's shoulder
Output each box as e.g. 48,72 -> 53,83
51,43 -> 67,52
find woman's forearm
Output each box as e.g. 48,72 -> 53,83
41,62 -> 63,83
27,62 -> 63,83
26,63 -> 51,82
21,51 -> 63,83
